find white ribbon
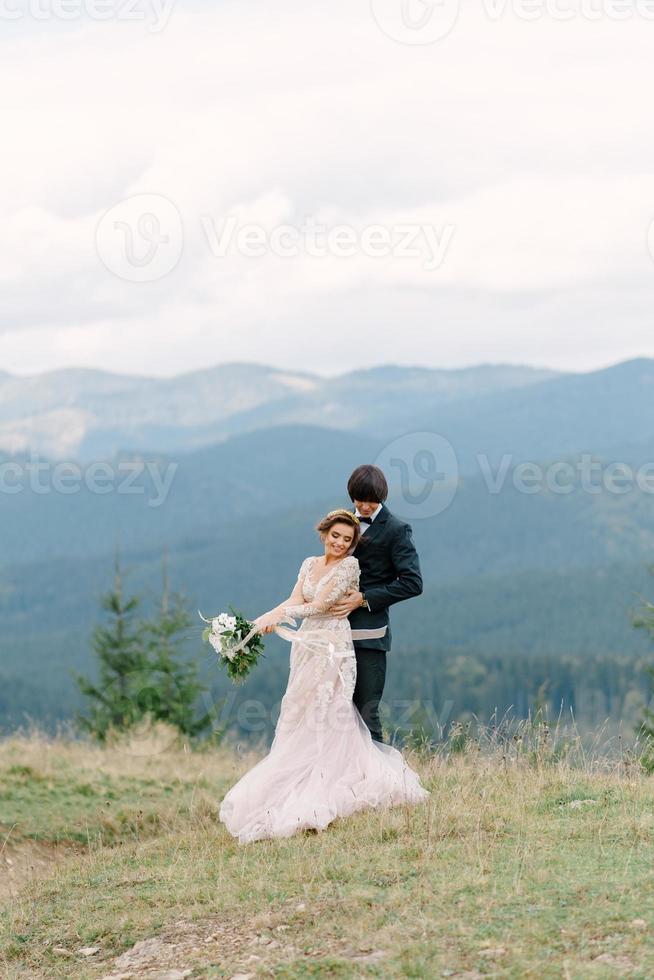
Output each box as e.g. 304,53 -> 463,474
222,617 -> 387,660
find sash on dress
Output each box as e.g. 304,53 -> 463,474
228,619 -> 387,692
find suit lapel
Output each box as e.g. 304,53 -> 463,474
356,503 -> 389,549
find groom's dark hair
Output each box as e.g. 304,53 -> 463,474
347,464 -> 388,503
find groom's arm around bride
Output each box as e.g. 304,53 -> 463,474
330,464 -> 423,744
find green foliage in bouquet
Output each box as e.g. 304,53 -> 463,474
201,607 -> 266,684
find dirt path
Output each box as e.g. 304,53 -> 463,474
1,836 -> 83,905
95,910 -> 386,980
1,838 -> 386,977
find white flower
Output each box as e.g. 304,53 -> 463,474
221,640 -> 238,662
208,633 -> 223,655
214,612 -> 237,633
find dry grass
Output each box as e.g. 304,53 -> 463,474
1,722 -> 654,978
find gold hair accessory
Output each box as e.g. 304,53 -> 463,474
325,508 -> 360,525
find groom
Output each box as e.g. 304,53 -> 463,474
331,464 -> 423,744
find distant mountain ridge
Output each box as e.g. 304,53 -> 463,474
0,361 -> 561,460
0,363 -> 319,460
413,356 -> 654,472
2,358 -> 654,468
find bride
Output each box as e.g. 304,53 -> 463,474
218,508 -> 430,844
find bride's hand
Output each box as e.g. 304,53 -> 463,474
254,610 -> 281,635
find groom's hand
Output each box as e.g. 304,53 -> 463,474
330,590 -> 363,618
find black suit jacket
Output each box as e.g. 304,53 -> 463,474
348,504 -> 423,651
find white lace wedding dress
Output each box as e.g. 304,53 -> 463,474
219,554 -> 430,844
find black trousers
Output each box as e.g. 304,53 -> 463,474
352,646 -> 387,743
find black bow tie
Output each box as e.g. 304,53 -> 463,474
358,516 -> 373,525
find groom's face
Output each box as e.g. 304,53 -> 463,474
354,499 -> 378,517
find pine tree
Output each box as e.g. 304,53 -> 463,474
139,548 -> 215,739
73,548 -> 148,742
75,547 -> 216,743
633,570 -> 654,770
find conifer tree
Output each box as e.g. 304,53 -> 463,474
75,546 -> 215,742
140,548 -> 214,738
633,571 -> 654,770
74,548 -> 147,741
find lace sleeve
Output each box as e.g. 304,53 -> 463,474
283,556 -> 359,619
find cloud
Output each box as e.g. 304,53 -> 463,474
2,1 -> 654,375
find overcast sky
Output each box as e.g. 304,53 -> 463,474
2,0 -> 654,378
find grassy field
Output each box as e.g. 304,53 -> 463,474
1,723 -> 654,979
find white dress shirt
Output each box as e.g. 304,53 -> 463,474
355,502 -> 382,533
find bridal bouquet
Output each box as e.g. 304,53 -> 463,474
199,608 -> 265,683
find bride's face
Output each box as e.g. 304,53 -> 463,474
323,522 -> 354,559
